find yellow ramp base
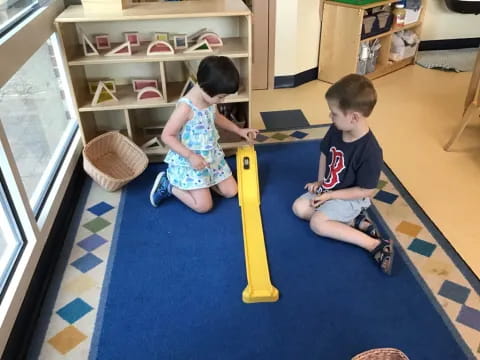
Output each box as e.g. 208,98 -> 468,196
237,145 -> 279,303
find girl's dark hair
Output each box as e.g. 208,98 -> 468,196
197,56 -> 239,97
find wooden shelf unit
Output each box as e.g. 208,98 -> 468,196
77,83 -> 249,112
361,21 -> 421,42
318,0 -> 426,83
55,0 -> 252,159
68,37 -> 249,65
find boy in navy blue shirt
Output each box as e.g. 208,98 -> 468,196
292,74 -> 393,274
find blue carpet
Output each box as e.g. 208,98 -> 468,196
91,141 -> 470,360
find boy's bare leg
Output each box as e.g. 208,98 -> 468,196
211,176 -> 238,198
292,196 -> 316,221
309,211 -> 381,251
172,187 -> 213,213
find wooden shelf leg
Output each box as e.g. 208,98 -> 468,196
159,61 -> 167,101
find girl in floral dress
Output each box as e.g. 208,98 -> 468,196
150,56 -> 258,213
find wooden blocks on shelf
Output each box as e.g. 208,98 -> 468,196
184,40 -> 212,54
81,28 -> 224,59
92,81 -> 118,105
141,136 -> 165,154
132,79 -> 158,92
105,41 -> 132,56
173,34 -> 188,49
89,80 -> 116,94
181,77 -> 196,97
124,32 -> 140,46
137,87 -> 163,101
95,34 -> 110,49
82,34 -> 98,56
198,32 -> 223,47
153,32 -> 169,42
147,40 -> 174,55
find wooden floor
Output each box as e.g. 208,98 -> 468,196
251,65 -> 480,277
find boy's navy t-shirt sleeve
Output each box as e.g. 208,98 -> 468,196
356,145 -> 383,189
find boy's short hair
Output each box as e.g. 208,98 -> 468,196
197,56 -> 239,97
325,74 -> 377,117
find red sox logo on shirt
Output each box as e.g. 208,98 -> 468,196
322,146 -> 345,190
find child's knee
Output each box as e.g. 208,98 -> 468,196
193,199 -> 213,214
292,201 -> 301,217
309,219 -> 322,234
222,185 -> 238,198
292,198 -> 310,219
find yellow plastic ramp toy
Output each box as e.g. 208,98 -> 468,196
237,145 -> 279,303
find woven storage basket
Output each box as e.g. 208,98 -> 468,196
83,131 -> 148,192
352,348 -> 409,360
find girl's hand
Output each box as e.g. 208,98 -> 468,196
238,128 -> 259,142
304,181 -> 322,194
311,192 -> 332,208
188,153 -> 208,170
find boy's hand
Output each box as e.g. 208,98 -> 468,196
238,128 -> 259,142
304,181 -> 322,193
311,192 -> 332,208
188,153 -> 208,170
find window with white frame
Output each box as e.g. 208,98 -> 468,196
0,2 -> 83,351
0,182 -> 23,296
0,33 -> 77,215
0,0 -> 39,35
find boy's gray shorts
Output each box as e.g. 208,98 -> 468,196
301,192 -> 371,223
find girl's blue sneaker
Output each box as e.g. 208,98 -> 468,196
150,171 -> 172,207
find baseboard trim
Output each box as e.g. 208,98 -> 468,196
419,38 -> 480,51
272,40 -> 478,87
3,157 -> 86,360
274,67 -> 318,89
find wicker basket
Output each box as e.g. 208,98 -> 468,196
352,348 -> 410,360
83,131 -> 148,192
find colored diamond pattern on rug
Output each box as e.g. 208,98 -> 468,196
77,234 -> 107,252
270,133 -> 290,141
290,130 -> 308,139
456,305 -> 480,331
47,326 -> 87,355
83,217 -> 111,233
255,134 -> 269,142
56,298 -> 93,324
422,259 -> 453,277
87,201 -> 114,216
377,179 -> 388,190
408,238 -> 437,257
63,274 -> 97,295
438,280 -> 471,304
396,221 -> 422,238
374,190 -> 399,204
71,253 -> 103,273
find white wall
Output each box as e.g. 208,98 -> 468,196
422,0 -> 480,40
274,0 -> 298,76
275,0 -> 321,76
297,0 -> 321,72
